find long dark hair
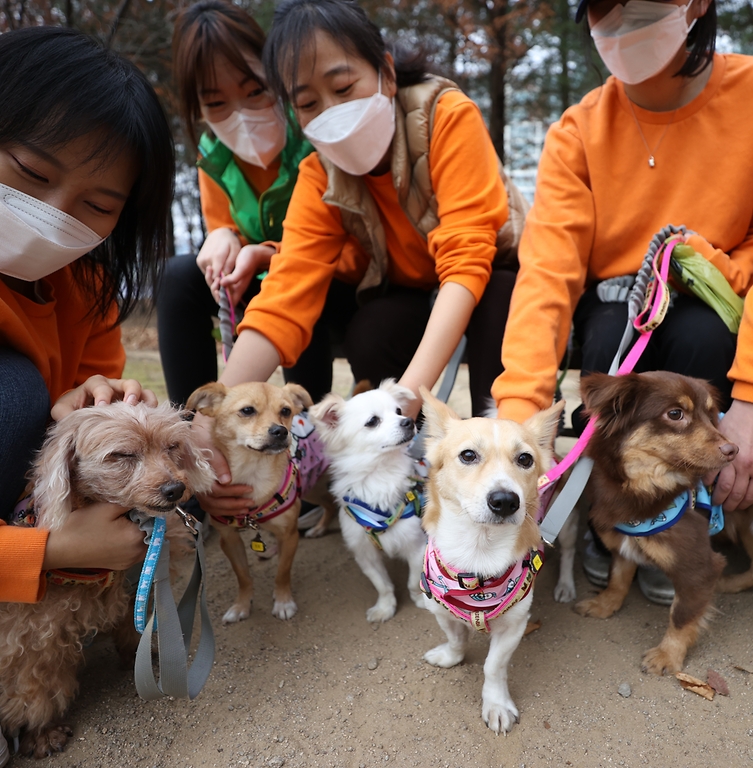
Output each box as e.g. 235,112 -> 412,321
678,1 -> 716,78
263,0 -> 430,108
172,0 -> 268,148
0,26 -> 174,322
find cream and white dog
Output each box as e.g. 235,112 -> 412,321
309,380 -> 428,623
418,388 -> 562,734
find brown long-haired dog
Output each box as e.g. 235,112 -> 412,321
574,372 -> 738,675
0,402 -> 214,759
187,381 -> 337,624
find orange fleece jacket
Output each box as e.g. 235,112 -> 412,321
236,89 -> 508,367
198,156 -> 282,244
494,54 -> 753,422
0,266 -> 124,602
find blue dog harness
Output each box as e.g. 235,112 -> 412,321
614,482 -> 724,537
342,458 -> 429,549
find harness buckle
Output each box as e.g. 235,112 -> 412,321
457,573 -> 482,590
175,505 -> 199,536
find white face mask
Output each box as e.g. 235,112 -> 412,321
0,183 -> 106,282
591,0 -> 697,85
302,72 -> 396,176
207,103 -> 287,168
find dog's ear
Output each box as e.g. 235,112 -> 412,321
309,393 -> 345,431
419,386 -> 460,442
30,414 -> 80,531
523,400 -> 565,453
282,383 -> 313,414
580,372 -> 646,439
379,378 -> 416,407
186,382 -> 227,416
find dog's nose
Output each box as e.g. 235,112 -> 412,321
400,417 -> 414,430
268,424 -> 288,440
487,490 -> 520,517
720,442 -> 739,461
160,480 -> 186,503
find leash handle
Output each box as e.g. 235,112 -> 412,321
217,272 -> 236,363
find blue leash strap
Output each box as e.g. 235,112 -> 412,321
134,515 -> 166,633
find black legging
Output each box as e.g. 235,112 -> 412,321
570,286 -> 737,433
157,254 -> 515,414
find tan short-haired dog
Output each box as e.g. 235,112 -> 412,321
0,402 -> 213,759
419,388 -> 562,734
187,381 -> 337,623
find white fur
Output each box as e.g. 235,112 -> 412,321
310,380 -> 427,622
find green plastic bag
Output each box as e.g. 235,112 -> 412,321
669,244 -> 744,334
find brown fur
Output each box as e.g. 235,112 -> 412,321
716,506 -> 753,593
0,402 -> 214,757
187,381 -> 337,623
574,372 -> 737,674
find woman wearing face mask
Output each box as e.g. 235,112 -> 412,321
492,0 -> 753,599
206,0 -> 521,428
158,0 -> 345,408
0,26 -> 174,605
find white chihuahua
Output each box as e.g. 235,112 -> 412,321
309,380 -> 428,622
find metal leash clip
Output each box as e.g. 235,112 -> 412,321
175,505 -> 199,535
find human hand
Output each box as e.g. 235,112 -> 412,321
42,502 -> 147,571
190,411 -> 255,517
706,399 -> 753,512
218,243 -> 275,305
196,228 -> 242,297
51,376 -> 158,421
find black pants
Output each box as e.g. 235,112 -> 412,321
570,286 -> 737,433
157,254 -> 514,415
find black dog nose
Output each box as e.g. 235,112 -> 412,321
268,424 -> 288,439
160,481 -> 186,503
487,490 -> 520,517
400,417 -> 414,429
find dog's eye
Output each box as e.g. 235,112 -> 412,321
107,452 -> 137,462
365,416 -> 382,428
280,407 -> 291,418
395,407 -> 402,415
667,409 -> 684,421
458,449 -> 478,465
239,406 -> 256,417
517,452 -> 534,469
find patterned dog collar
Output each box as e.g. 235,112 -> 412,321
420,537 -> 543,632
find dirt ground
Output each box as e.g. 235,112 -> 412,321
12,325 -> 753,768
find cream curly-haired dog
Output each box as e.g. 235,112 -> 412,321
0,402 -> 214,759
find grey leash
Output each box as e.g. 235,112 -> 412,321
131,510 -> 215,700
539,225 -> 686,545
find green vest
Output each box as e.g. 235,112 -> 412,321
197,119 -> 312,244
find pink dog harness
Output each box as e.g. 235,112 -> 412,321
420,537 -> 544,633
211,411 -> 329,528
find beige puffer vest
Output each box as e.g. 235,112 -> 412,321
318,75 -> 529,295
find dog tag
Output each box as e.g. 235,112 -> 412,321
251,533 -> 266,553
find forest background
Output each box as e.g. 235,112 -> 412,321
2,0 -> 752,255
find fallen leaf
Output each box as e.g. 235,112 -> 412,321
675,672 -> 715,701
733,664 -> 753,675
707,668 -> 729,696
525,619 -> 542,636
543,721 -> 551,730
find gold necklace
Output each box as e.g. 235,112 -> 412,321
627,100 -> 679,169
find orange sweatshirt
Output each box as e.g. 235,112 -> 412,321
236,89 -> 508,367
198,156 -> 281,243
0,266 -> 124,602
494,54 -> 753,422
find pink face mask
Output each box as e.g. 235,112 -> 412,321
591,0 -> 697,85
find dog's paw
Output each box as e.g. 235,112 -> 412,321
574,594 -> 619,619
304,521 -> 328,539
272,599 -> 298,620
366,595 -> 397,623
553,577 -> 577,603
641,645 -> 683,676
424,643 -> 464,668
222,603 -> 251,624
20,724 -> 73,758
483,698 -> 520,735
